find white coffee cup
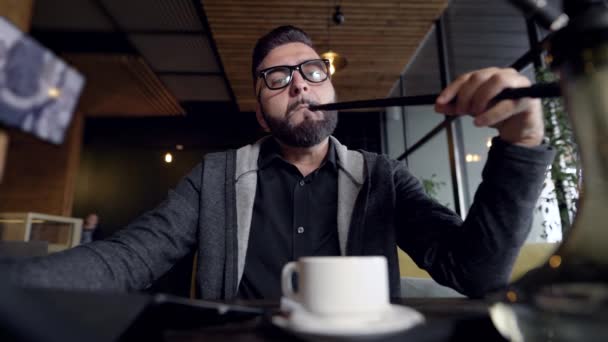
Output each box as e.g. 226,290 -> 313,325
281,256 -> 390,317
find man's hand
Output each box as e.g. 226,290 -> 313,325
434,67 -> 544,147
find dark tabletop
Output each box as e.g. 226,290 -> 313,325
0,287 -> 506,342
160,298 -> 506,342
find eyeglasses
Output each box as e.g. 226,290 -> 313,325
257,59 -> 331,91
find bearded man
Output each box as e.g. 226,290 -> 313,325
7,26 -> 555,300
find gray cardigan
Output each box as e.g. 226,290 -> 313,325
6,136 -> 555,299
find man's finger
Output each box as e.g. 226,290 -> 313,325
474,100 -> 522,127
434,73 -> 471,114
470,76 -> 513,116
473,72 -> 530,114
454,72 -> 494,115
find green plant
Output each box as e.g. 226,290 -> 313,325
422,173 -> 446,200
536,67 -> 580,235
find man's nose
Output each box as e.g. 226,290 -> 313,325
289,70 -> 309,96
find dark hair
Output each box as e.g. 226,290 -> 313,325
251,25 -> 313,87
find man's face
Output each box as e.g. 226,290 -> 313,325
84,214 -> 98,230
255,42 -> 338,148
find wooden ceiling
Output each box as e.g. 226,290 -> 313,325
65,54 -> 185,117
31,0 -> 226,118
203,0 -> 449,112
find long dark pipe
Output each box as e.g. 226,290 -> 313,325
309,82 -> 561,112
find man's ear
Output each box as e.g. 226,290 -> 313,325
256,104 -> 270,132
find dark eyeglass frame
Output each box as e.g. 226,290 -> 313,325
257,59 -> 331,91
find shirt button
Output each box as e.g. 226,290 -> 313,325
297,226 -> 305,234
299,180 -> 305,186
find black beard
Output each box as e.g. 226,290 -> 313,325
261,101 -> 338,148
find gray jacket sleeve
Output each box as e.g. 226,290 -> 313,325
4,163 -> 202,292
395,138 -> 555,298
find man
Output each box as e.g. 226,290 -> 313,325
7,26 -> 554,299
80,213 -> 100,244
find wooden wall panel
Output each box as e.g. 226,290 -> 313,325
0,0 -> 34,31
0,131 -> 7,181
0,113 -> 83,216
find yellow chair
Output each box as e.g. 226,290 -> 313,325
398,242 -> 559,282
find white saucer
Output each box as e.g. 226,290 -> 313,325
271,301 -> 425,338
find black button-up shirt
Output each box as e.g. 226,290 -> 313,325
237,138 -> 341,299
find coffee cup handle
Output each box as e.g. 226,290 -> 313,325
281,261 -> 299,300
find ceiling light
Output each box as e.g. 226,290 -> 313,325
321,50 -> 347,75
465,154 -> 481,163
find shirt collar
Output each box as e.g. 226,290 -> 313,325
258,137 -> 338,171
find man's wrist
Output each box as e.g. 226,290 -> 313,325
499,131 -> 544,148
512,137 -> 544,148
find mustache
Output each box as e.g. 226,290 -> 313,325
286,98 -> 320,117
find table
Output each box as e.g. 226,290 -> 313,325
160,298 -> 506,342
0,287 -> 507,342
